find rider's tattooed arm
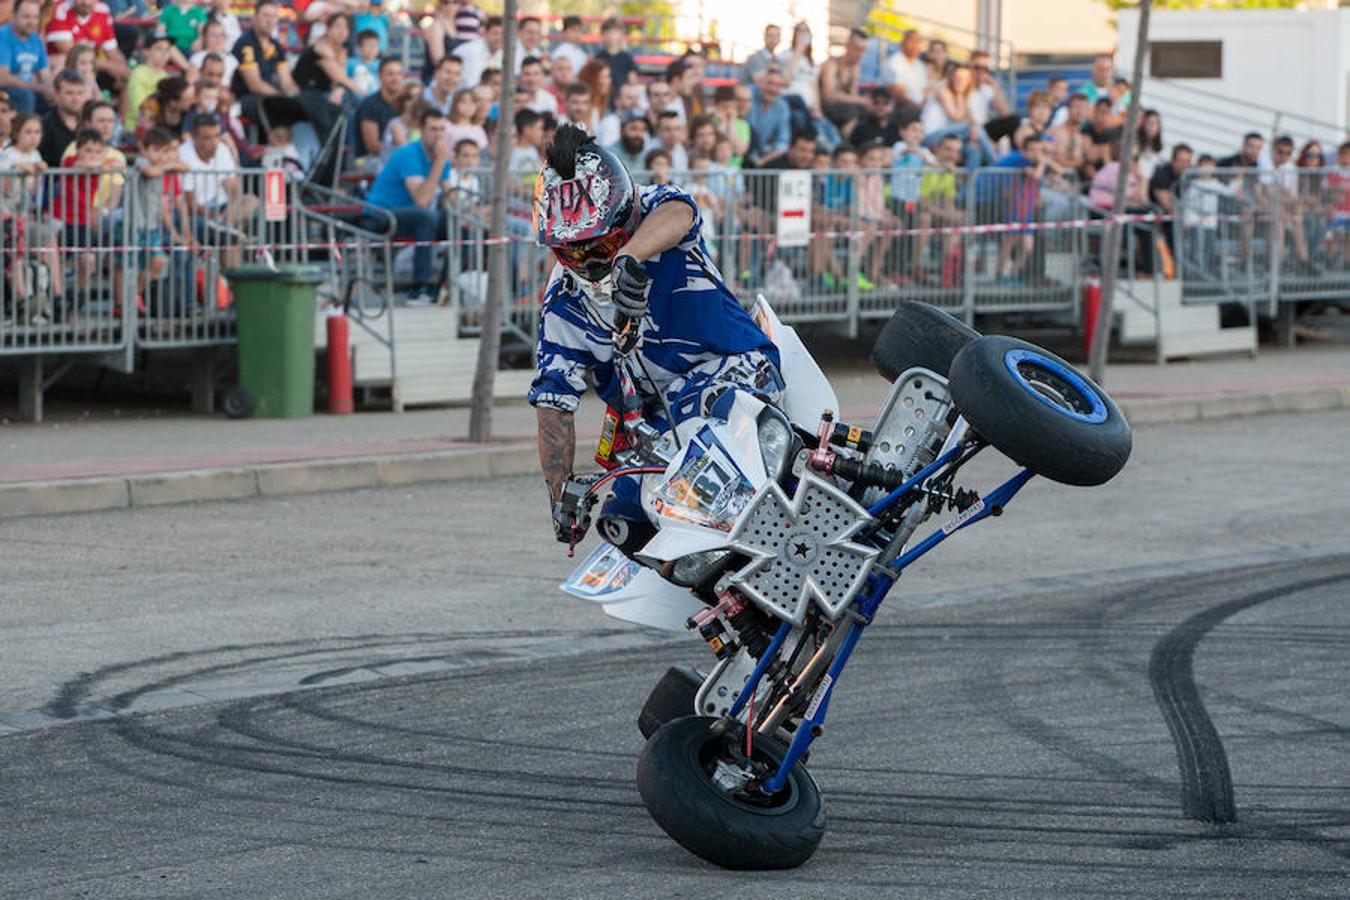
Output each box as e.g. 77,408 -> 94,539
537,406 -> 576,501
618,200 -> 695,261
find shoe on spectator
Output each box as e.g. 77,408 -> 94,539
855,273 -> 877,291
404,289 -> 436,307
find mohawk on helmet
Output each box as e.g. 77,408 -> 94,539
535,124 -> 639,278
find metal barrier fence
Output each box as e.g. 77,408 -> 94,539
1176,166 -> 1350,314
1,167 -> 132,361
442,165 -> 1092,349
0,164 -> 401,419
14,160 -> 1342,418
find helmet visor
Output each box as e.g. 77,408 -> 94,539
551,228 -> 630,275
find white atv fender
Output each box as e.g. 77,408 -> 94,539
561,542 -> 705,631
750,294 -> 839,432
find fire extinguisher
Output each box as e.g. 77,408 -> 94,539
326,308 -> 354,414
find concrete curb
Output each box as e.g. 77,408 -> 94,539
0,441 -> 551,520
2,385 -> 1348,520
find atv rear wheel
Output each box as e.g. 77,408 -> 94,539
871,300 -> 980,381
636,715 -> 824,870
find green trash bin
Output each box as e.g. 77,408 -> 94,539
225,266 -> 325,418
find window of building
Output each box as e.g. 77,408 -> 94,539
1149,41 -> 1222,79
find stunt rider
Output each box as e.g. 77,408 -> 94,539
529,124 -> 784,546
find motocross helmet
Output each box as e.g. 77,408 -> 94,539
535,125 -> 639,283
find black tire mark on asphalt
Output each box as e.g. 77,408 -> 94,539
1148,571 -> 1350,825
39,628 -> 617,719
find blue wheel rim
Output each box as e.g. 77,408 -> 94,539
1003,348 -> 1108,424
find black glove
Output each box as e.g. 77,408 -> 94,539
550,479 -> 593,545
611,253 -> 650,320
551,498 -> 591,544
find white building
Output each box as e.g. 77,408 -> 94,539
1116,6 -> 1350,155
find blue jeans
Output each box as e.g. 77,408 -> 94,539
6,86 -> 37,114
386,206 -> 447,285
924,124 -> 997,167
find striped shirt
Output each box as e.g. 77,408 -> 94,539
528,184 -> 778,414
454,3 -> 485,41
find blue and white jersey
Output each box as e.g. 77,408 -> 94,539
528,184 -> 779,414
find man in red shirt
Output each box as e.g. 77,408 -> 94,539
45,0 -> 128,84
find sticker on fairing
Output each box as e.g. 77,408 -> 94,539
941,498 -> 986,535
562,543 -> 641,597
652,427 -> 755,532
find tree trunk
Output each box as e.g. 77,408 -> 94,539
468,0 -> 519,442
1088,0 -> 1152,385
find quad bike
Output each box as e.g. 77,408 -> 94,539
556,300 -> 1132,869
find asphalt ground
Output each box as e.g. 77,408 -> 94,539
2,411 -> 1349,896
2,556 -> 1347,898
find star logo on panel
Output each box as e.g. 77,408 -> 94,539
728,474 -> 879,626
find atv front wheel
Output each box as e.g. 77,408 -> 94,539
636,715 -> 824,869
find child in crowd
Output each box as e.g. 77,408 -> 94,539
0,112 -> 45,209
445,138 -> 484,213
123,33 -> 171,132
348,30 -> 381,97
64,43 -> 106,102
207,0 -> 243,50
132,127 -> 189,294
685,153 -> 720,251
809,144 -> 858,291
891,119 -> 935,210
445,88 -> 487,150
858,142 -> 901,286
159,0 -> 206,56
918,133 -> 964,286
55,129 -> 117,290
0,113 -> 64,316
1327,141 -> 1350,264
353,0 -> 392,52
644,147 -> 672,186
261,122 -> 304,178
1180,154 -> 1233,271
190,21 -> 240,88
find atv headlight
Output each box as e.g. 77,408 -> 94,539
669,549 -> 732,587
757,409 -> 793,480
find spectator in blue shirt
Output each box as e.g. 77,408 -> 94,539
0,0 -> 52,114
365,107 -> 453,304
745,67 -> 790,167
353,0 -> 391,52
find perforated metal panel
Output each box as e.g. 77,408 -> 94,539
861,367 -> 955,507
728,474 -> 879,626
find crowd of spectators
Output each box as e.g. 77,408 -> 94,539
0,2 -> 1346,317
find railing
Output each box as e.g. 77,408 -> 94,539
1,167 -> 132,361
445,165 -> 1091,346
9,160 -> 1342,421
1139,79 -> 1347,159
1175,166 -> 1350,315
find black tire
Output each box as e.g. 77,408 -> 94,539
870,300 -> 981,381
638,666 -> 703,739
636,715 -> 825,870
220,384 -> 253,419
948,335 -> 1132,486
